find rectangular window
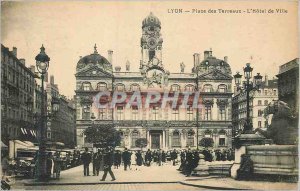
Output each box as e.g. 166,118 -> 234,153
132,106 -> 139,120
258,110 -> 263,117
187,106 -> 193,121
258,121 -> 262,128
258,100 -> 262,106
264,90 -> 268,95
219,106 -> 226,120
219,138 -> 225,146
204,105 -> 211,120
172,109 -> 179,121
116,106 -> 124,120
152,106 -> 159,120
82,106 -> 90,120
83,83 -> 90,91
98,108 -> 105,120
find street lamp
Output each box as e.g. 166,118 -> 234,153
234,63 -> 262,134
35,45 -> 50,180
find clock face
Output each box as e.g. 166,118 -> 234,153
147,38 -> 157,50
152,57 -> 159,66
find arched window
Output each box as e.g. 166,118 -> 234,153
203,84 -> 213,92
186,130 -> 195,146
171,84 -> 180,92
204,129 -> 212,138
97,82 -> 107,91
131,130 -> 139,148
185,85 -> 194,92
116,84 -> 125,91
218,84 -> 227,93
82,82 -> 91,91
172,131 -> 180,147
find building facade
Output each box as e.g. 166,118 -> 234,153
1,45 -> 37,144
46,76 -> 76,148
75,13 -> 233,150
232,77 -> 278,135
276,58 -> 299,117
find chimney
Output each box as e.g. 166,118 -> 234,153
12,47 -> 17,57
209,48 -> 213,57
19,58 -> 25,65
115,66 -> 121,72
193,53 -> 200,68
126,61 -> 130,71
265,75 -> 268,86
108,50 -> 113,64
224,56 -> 228,63
50,75 -> 54,85
30,65 -> 35,73
204,51 -> 210,60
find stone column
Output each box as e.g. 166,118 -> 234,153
162,130 -> 165,149
146,130 -> 150,149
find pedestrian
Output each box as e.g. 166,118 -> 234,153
185,149 -> 193,177
171,149 -> 177,166
94,149 -> 102,176
100,147 -> 116,181
81,147 -> 92,176
122,148 -> 131,171
162,150 -> 166,164
92,150 -> 98,176
46,152 -> 53,179
1,153 -> 9,181
131,151 -> 136,170
145,149 -> 152,167
53,151 -> 62,179
157,150 -> 162,166
135,150 -> 143,170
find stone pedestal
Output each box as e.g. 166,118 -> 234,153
231,133 -> 266,179
192,153 -> 209,177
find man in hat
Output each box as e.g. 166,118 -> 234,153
101,147 -> 116,181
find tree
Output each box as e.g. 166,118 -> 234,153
135,138 -> 147,149
199,137 -> 214,148
84,124 -> 121,148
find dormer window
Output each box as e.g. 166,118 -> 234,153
203,84 -> 213,92
97,82 -> 107,91
82,82 -> 91,91
218,84 -> 227,93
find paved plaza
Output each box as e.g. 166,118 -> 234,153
10,162 -> 298,190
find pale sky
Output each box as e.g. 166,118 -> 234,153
1,1 -> 298,98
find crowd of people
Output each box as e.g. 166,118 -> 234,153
80,147 -> 234,181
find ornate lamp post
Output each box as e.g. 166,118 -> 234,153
35,45 -> 50,180
230,63 -> 264,179
234,63 -> 263,134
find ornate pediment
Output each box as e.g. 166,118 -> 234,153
76,65 -> 113,77
217,98 -> 229,106
202,98 -> 214,106
199,69 -> 232,80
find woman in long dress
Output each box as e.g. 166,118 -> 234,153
135,151 -> 143,171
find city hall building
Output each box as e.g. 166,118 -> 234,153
75,13 -> 233,150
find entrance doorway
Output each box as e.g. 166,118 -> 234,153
151,133 -> 160,149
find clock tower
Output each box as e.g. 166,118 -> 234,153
140,12 -> 163,69
140,12 -> 168,88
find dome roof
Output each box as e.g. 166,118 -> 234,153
142,12 -> 161,29
76,44 -> 112,72
197,57 -> 232,76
